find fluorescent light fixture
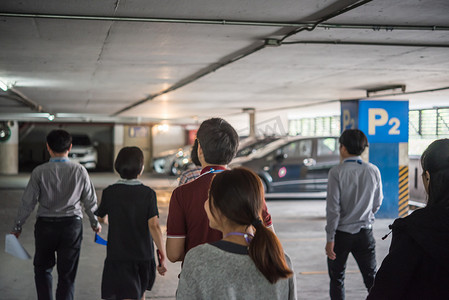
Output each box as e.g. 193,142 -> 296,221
47,114 -> 55,121
0,80 -> 8,91
366,85 -> 406,97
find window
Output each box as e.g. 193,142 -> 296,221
317,138 -> 338,156
278,139 -> 312,158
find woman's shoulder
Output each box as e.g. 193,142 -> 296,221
185,243 -> 217,258
182,244 -> 219,269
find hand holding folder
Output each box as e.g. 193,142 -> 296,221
5,234 -> 31,260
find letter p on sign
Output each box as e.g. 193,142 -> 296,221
368,108 -> 388,135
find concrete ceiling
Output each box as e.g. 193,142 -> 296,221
0,0 -> 448,125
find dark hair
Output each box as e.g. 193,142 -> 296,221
190,139 -> 201,167
339,129 -> 368,155
420,139 -> 449,208
114,147 -> 144,179
46,130 -> 72,153
197,118 -> 239,165
209,168 -> 293,283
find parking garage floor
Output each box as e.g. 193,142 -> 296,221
1,172 -> 394,300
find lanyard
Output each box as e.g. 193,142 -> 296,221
199,168 -> 225,178
209,168 -> 225,174
224,232 -> 254,244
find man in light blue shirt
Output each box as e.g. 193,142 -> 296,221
325,129 -> 383,300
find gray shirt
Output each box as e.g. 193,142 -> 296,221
13,157 -> 99,229
325,156 -> 383,242
177,241 -> 297,300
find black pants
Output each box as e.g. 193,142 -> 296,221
34,216 -> 83,300
327,228 -> 376,300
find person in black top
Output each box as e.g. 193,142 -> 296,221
96,147 -> 167,300
367,139 -> 449,299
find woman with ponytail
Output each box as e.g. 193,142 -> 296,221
176,168 -> 296,299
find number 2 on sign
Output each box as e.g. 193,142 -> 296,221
368,108 -> 401,135
388,117 -> 400,135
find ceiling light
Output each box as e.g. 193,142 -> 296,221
47,114 -> 55,121
0,80 -> 8,91
366,85 -> 406,97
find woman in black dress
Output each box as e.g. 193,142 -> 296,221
96,147 -> 167,300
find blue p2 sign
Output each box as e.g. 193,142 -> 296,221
359,100 -> 408,143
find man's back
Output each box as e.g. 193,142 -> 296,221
330,158 -> 382,227
15,159 -> 97,224
167,169 -> 224,253
167,166 -> 272,256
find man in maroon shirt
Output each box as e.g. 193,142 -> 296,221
166,118 -> 273,262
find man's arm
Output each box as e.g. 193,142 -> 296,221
372,168 -> 383,214
166,187 -> 187,262
79,168 -> 100,231
11,172 -> 40,237
325,168 -> 340,260
166,237 -> 186,262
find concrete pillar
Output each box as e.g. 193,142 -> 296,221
243,108 -> 256,138
113,124 -> 124,164
0,121 -> 19,174
249,109 -> 256,138
341,100 -> 409,218
124,125 -> 152,171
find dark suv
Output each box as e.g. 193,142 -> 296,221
230,136 -> 340,198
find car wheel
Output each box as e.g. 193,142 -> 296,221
260,177 -> 269,194
170,163 -> 179,176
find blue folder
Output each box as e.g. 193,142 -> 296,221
94,233 -> 107,246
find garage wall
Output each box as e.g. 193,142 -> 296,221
123,125 -> 152,171
152,125 -> 186,155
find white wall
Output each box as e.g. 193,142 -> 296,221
152,125 -> 186,155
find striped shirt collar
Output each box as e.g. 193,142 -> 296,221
50,157 -> 70,162
343,156 -> 363,164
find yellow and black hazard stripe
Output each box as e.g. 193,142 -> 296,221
398,166 -> 409,217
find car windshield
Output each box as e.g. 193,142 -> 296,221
72,135 -> 91,146
236,137 -> 279,157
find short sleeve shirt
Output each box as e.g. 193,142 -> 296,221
167,166 -> 272,255
96,182 -> 158,261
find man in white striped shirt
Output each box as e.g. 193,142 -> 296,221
11,129 -> 101,300
325,129 -> 383,300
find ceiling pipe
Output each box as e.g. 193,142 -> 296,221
1,88 -> 44,112
1,12 -> 448,32
281,40 -> 449,48
279,0 -> 373,42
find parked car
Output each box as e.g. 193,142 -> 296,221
236,136 -> 280,158
230,136 -> 340,198
152,145 -> 191,175
68,134 -> 98,170
173,136 -> 281,174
